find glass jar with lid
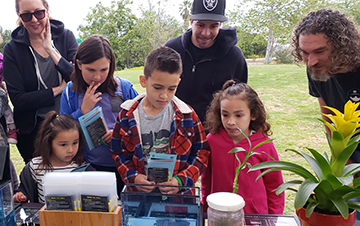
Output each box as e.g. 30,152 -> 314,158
207,192 -> 245,226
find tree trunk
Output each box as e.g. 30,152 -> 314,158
264,27 -> 274,64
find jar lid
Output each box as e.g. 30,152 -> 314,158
206,192 -> 245,212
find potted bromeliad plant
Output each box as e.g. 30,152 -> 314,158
249,100 -> 360,225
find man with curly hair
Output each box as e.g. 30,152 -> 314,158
292,9 -> 360,163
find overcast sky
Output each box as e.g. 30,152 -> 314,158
1,0 -> 239,38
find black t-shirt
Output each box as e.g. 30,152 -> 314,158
308,67 -> 360,112
308,66 -> 360,162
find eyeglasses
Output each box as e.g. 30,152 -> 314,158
19,9 -> 46,22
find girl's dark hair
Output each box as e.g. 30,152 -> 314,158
205,80 -> 272,136
71,34 -> 117,96
33,111 -> 85,171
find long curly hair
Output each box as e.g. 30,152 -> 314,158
204,80 -> 272,137
33,111 -> 85,171
292,8 -> 360,73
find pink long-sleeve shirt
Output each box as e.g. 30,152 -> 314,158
201,129 -> 285,214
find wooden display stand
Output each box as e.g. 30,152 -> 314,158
39,205 -> 122,226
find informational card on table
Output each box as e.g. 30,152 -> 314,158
78,106 -> 107,150
81,195 -> 109,212
45,195 -> 75,211
147,153 -> 177,183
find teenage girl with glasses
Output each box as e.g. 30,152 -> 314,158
3,0 -> 78,164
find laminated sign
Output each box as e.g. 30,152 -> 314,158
78,106 -> 107,150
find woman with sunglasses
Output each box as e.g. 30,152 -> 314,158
3,0 -> 78,163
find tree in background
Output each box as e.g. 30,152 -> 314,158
179,0 -> 191,32
226,11 -> 267,59
78,0 -> 137,69
138,0 -> 182,49
336,0 -> 360,25
229,0 -> 332,64
0,27 -> 11,54
77,0 -> 181,69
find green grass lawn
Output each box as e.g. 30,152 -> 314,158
10,64 -> 328,215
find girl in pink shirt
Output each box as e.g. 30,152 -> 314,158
201,80 -> 284,214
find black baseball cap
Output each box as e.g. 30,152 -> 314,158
190,0 -> 227,22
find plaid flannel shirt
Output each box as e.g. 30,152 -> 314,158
111,93 -> 210,187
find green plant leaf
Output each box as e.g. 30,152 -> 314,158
332,141 -> 359,176
276,180 -> 302,195
330,186 -> 354,199
354,177 -> 360,188
342,163 -> 360,177
325,174 -> 343,190
307,147 -> 332,179
331,131 -> 345,159
252,139 -> 274,150
250,161 -> 318,182
285,148 -> 324,180
305,201 -> 317,218
343,189 -> 360,200
347,133 -> 360,146
228,147 -> 247,153
313,180 -> 334,211
347,201 -> 360,213
329,197 -> 349,219
295,179 -> 319,209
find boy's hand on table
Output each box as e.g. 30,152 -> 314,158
134,174 -> 156,193
13,192 -> 27,203
158,178 -> 179,195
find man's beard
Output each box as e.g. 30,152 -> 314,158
308,66 -> 333,82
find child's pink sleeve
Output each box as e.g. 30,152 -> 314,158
201,156 -> 212,212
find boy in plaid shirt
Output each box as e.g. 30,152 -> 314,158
111,46 -> 210,194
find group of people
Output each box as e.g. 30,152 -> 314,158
3,0 -> 360,218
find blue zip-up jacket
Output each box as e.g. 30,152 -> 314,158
3,19 -> 78,134
165,28 -> 248,122
60,77 -> 138,167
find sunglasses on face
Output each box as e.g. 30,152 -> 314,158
19,9 -> 46,22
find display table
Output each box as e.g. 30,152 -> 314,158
14,202 -> 360,226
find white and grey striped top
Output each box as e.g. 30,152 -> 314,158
29,157 -> 81,203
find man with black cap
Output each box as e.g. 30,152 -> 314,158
165,0 -> 248,123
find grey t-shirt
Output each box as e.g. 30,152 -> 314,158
34,51 -> 61,116
138,99 -> 174,170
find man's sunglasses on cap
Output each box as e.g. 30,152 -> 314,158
19,9 -> 46,22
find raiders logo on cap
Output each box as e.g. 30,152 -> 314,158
190,0 -> 227,22
203,0 -> 218,11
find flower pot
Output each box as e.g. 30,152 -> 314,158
296,207 -> 356,226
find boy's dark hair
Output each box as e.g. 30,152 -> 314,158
143,46 -> 182,78
71,34 -> 118,96
34,111 -> 85,171
205,80 -> 272,136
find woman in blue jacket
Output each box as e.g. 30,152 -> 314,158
60,35 -> 138,194
3,0 -> 78,163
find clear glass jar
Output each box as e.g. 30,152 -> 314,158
207,192 -> 245,226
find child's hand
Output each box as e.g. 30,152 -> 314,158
99,129 -> 113,145
13,192 -> 27,203
134,174 -> 156,193
158,177 -> 179,195
80,81 -> 102,114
